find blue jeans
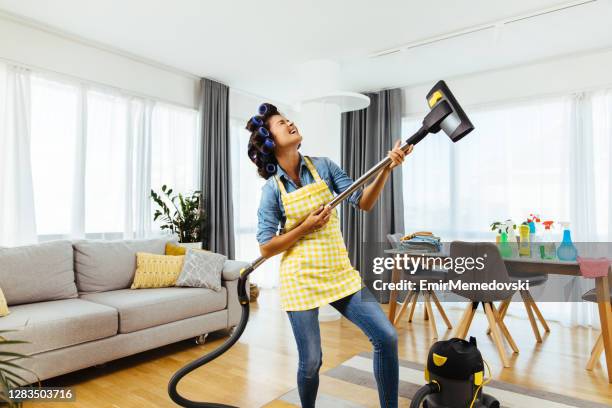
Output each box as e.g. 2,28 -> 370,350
286,288 -> 399,408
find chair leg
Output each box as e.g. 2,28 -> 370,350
487,298 -> 511,335
407,290 -> 419,323
525,290 -> 551,333
430,290 -> 452,330
520,290 -> 542,343
586,334 -> 604,371
393,291 -> 415,326
491,302 -> 519,354
424,291 -> 438,340
454,302 -> 477,339
484,302 -> 511,368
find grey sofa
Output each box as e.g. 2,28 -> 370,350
0,238 -> 247,383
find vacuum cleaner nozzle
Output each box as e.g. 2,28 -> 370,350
426,80 -> 474,143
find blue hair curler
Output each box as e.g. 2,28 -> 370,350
265,163 -> 276,174
258,127 -> 270,138
258,103 -> 268,116
261,137 -> 275,154
251,116 -> 263,127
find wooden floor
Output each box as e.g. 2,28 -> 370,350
33,289 -> 612,407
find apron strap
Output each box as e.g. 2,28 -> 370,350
275,175 -> 288,196
303,156 -> 322,182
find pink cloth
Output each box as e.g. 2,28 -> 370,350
576,256 -> 611,278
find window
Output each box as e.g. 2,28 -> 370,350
30,76 -> 79,237
85,90 -> 129,235
402,96 -> 573,240
26,73 -> 200,241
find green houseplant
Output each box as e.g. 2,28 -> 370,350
0,330 -> 38,407
151,185 -> 206,246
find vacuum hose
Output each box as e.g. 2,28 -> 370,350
409,382 -> 441,408
167,273 -> 251,408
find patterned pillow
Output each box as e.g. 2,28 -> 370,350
175,249 -> 227,291
131,253 -> 184,289
0,287 -> 9,317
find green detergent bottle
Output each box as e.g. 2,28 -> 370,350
556,221 -> 578,261
498,232 -> 513,258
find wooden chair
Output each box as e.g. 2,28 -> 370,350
448,241 -> 519,368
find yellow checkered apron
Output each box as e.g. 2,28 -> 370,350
276,156 -> 362,311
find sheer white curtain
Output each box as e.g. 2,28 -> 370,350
0,64 -> 200,246
230,118 -> 281,288
403,93 -> 610,327
29,75 -> 81,240
150,103 -> 200,234
0,64 -> 37,246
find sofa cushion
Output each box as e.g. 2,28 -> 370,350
131,253 -> 184,289
81,287 -> 227,333
73,238 -> 173,293
176,250 -> 226,291
0,240 -> 77,306
0,298 -> 118,355
0,287 -> 9,316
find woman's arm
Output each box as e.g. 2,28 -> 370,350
358,141 -> 413,211
259,205 -> 332,258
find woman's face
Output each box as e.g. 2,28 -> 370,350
268,114 -> 302,149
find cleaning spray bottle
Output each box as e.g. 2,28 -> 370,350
528,213 -> 541,258
556,221 -> 578,261
539,221 -> 556,259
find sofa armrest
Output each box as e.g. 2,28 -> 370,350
222,259 -> 249,281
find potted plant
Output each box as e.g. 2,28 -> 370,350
0,330 -> 38,407
151,185 -> 206,249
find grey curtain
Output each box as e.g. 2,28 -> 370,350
341,88 -> 404,302
200,78 -> 235,258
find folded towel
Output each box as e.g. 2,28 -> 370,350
399,234 -> 442,252
576,256 -> 611,278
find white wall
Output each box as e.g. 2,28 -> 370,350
403,48 -> 612,117
0,15 -> 199,109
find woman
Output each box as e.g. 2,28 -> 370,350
247,103 -> 412,408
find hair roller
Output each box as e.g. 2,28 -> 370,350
251,116 -> 264,127
260,138 -> 275,155
258,127 -> 270,138
258,103 -> 269,116
265,163 -> 277,174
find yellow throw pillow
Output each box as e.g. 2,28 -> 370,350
131,253 -> 184,289
0,287 -> 10,317
165,243 -> 187,256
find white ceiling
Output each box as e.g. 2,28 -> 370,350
0,0 -> 611,104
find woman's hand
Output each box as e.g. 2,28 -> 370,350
300,205 -> 332,234
387,140 -> 413,170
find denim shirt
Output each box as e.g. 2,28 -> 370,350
256,155 -> 363,245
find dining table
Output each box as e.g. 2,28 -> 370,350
384,247 -> 612,383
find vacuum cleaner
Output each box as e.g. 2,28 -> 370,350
167,80 -> 475,407
409,337 -> 499,408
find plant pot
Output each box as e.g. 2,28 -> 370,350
178,242 -> 203,251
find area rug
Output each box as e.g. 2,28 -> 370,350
267,352 -> 609,408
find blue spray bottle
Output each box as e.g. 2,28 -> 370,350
556,221 -> 578,261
